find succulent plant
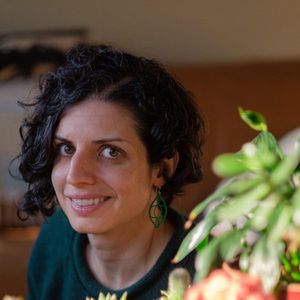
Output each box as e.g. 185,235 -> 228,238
86,291 -> 127,300
281,249 -> 300,283
160,268 -> 191,300
173,107 -> 300,294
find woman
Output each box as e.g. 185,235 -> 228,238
17,44 -> 205,299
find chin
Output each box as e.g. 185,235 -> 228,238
69,218 -> 108,235
68,219 -> 94,234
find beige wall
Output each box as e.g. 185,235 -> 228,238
0,80 -> 37,193
1,1 -> 300,64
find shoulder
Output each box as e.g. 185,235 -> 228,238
38,209 -> 73,242
27,209 -> 78,298
28,209 -> 75,274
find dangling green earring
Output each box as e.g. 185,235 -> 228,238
148,188 -> 168,229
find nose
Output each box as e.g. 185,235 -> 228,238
66,152 -> 97,186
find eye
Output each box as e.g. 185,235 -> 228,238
57,143 -> 75,156
100,146 -> 121,159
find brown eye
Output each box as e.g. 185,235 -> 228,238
101,146 -> 120,158
58,144 -> 75,156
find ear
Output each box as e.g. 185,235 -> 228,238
152,151 -> 180,187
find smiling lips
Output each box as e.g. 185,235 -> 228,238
68,197 -> 111,215
71,197 -> 110,207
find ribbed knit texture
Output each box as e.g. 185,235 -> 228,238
27,208 -> 195,300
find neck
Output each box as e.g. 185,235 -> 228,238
86,218 -> 174,290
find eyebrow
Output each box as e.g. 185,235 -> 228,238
53,135 -> 131,145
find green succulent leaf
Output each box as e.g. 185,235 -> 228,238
162,268 -> 191,300
281,250 -> 300,283
266,203 -> 292,243
239,107 -> 268,132
293,169 -> 300,188
236,144 -> 266,174
233,131 -> 283,174
219,229 -> 244,261
248,238 -> 283,293
195,236 -> 209,252
173,214 -> 216,263
281,254 -> 292,273
98,293 -> 107,300
212,153 -> 248,177
270,140 -> 300,186
95,292 -> 127,300
159,291 -> 170,300
194,237 -> 221,283
252,131 -> 284,162
291,251 -> 300,266
291,272 -> 300,282
119,292 -> 128,300
216,182 -> 271,223
239,249 -> 251,271
249,193 -> 281,231
188,177 -> 263,221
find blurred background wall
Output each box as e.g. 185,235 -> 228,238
1,0 -> 300,64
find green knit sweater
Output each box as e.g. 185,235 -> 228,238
27,208 -> 195,300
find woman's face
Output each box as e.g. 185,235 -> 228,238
51,96 -> 162,234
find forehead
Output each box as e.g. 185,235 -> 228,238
55,96 -> 140,140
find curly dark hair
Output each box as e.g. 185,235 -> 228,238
16,44 -> 205,218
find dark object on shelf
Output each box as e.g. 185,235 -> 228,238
0,28 -> 88,80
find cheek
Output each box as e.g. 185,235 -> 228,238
106,164 -> 154,196
99,167 -> 135,191
51,164 -> 66,193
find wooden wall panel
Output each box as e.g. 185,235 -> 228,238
169,61 -> 300,214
